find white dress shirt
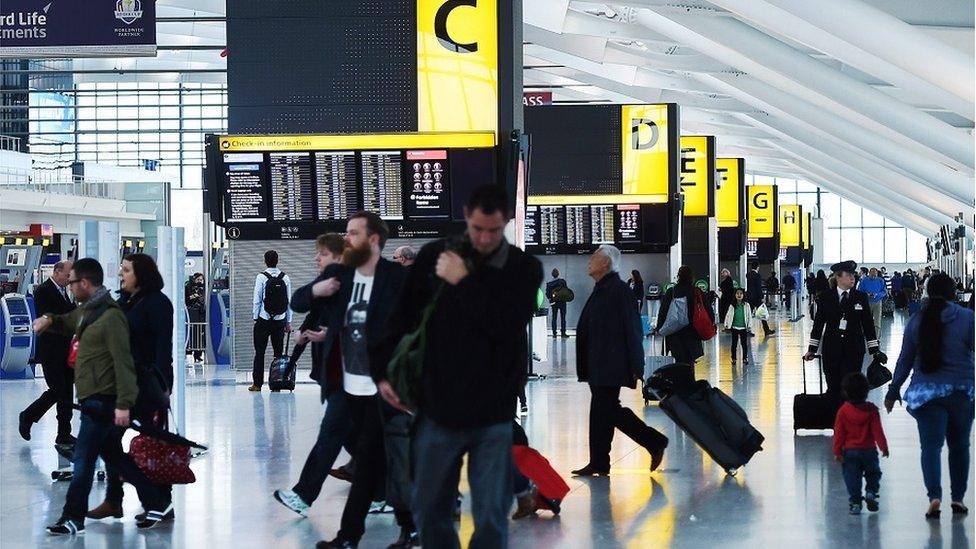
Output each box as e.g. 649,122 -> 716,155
252,268 -> 292,322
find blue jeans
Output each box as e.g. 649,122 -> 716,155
908,391 -> 975,502
292,388 -> 354,505
413,417 -> 512,549
63,398 -> 166,521
841,449 -> 881,503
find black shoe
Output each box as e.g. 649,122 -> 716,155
317,538 -> 358,548
136,503 -> 174,529
55,433 -> 77,445
388,528 -> 420,548
561,333 -> 570,338
571,464 -> 610,476
46,517 -> 84,536
18,411 -> 32,441
865,498 -> 879,512
952,502 -> 969,515
329,465 -> 354,483
135,507 -> 175,522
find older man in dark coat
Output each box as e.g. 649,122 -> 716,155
572,245 -> 668,477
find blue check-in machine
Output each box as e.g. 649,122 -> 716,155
209,248 -> 231,365
0,245 -> 43,296
0,294 -> 35,379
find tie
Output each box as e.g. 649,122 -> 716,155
61,287 -> 69,303
840,291 -> 849,309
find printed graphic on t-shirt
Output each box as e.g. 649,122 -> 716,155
342,274 -> 376,396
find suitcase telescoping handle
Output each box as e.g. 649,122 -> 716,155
801,354 -> 824,395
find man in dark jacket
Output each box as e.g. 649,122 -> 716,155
746,264 -> 775,336
803,260 -> 882,394
20,260 -> 76,444
545,268 -> 569,337
33,258 -> 171,535
782,272 -> 797,312
573,245 -> 668,477
718,268 -> 736,323
373,185 -> 542,549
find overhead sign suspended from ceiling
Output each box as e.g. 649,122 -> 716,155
679,135 -> 715,218
715,157 -> 744,228
747,184 -> 778,238
0,0 -> 156,58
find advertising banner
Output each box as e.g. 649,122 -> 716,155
779,204 -> 802,247
679,135 -> 715,217
523,91 -> 552,106
747,184 -> 777,238
0,0 -> 156,58
715,157 -> 743,228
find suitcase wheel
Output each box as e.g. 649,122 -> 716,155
96,471 -> 106,481
726,468 -> 738,477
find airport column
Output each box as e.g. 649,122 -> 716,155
77,221 -> 121,295
679,136 -> 717,291
157,226 -> 187,434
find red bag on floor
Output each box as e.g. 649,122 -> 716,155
129,434 -> 196,485
692,289 -> 716,341
512,445 -> 569,513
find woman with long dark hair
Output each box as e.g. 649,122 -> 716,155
87,253 -> 176,522
656,265 -> 711,364
885,273 -> 975,519
627,269 -> 645,312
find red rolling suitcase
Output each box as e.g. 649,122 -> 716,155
512,445 -> 570,514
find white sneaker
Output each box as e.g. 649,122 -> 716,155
273,489 -> 309,517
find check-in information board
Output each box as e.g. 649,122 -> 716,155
207,133 -> 497,240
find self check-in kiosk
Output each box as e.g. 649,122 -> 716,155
0,294 -> 34,379
209,248 -> 231,365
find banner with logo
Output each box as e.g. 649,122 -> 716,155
779,204 -> 802,247
715,157 -> 743,228
0,0 -> 156,58
523,91 -> 552,106
679,135 -> 715,217
417,0 -> 498,133
747,185 -> 777,238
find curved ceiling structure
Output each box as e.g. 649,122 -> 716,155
48,0 -> 975,232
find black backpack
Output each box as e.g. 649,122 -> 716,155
262,272 -> 288,316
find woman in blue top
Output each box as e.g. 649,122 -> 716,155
885,273 -> 975,519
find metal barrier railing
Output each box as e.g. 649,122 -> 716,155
186,322 -> 207,357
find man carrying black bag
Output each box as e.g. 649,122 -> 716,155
803,261 -> 882,394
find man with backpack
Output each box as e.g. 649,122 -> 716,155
250,250 -> 292,392
546,268 -> 571,338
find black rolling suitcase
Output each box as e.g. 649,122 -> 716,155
792,356 -> 840,432
269,333 -> 296,392
652,380 -> 764,475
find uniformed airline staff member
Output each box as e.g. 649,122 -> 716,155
803,261 -> 882,394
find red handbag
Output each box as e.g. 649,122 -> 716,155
692,289 -> 717,341
67,336 -> 79,368
129,417 -> 196,485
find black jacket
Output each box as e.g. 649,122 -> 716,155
290,258 -> 407,393
718,275 -> 736,319
576,272 -> 644,388
656,282 -> 708,362
545,278 -> 567,304
746,269 -> 764,307
807,287 -> 879,360
782,274 -> 797,291
118,290 -> 175,391
372,237 -> 542,429
33,279 -> 75,367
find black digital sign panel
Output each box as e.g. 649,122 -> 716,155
207,134 -> 497,240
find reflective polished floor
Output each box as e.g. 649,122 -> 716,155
1,303 -> 973,548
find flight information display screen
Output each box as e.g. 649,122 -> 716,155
524,203 -> 669,254
207,134 -> 497,240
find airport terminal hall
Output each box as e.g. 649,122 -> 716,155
2,0 -> 976,548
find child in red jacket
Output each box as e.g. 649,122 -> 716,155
834,372 -> 889,515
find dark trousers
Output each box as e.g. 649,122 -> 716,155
551,303 -> 566,336
22,360 -> 74,437
63,398 -> 166,521
730,329 -> 749,362
252,318 -> 286,387
909,391 -> 975,502
292,388 -> 354,505
413,417 -> 512,549
588,385 -> 668,470
841,449 -> 881,504
337,394 -> 414,542
823,352 -> 863,395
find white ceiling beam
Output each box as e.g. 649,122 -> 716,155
618,5 -> 974,169
765,0 -> 974,107
709,0 -> 974,120
698,73 -> 975,203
